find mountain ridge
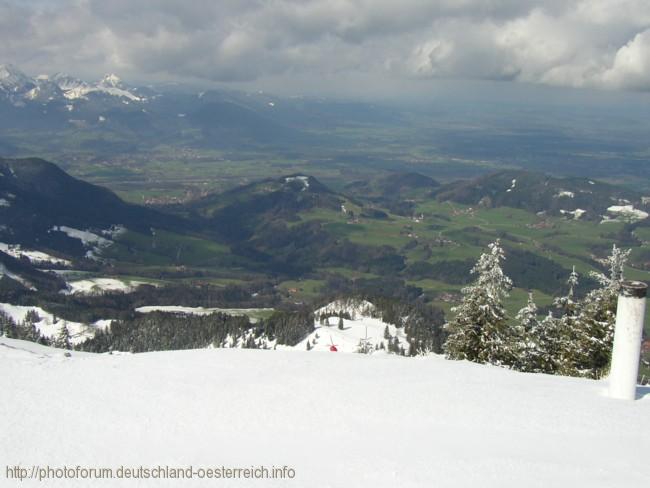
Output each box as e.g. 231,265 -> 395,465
0,64 -> 143,104
0,157 -> 187,254
434,169 -> 647,221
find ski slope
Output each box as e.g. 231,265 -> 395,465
300,298 -> 409,353
1,337 -> 648,488
297,315 -> 409,353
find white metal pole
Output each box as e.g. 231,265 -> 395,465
608,281 -> 647,400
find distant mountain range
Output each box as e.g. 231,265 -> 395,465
0,63 -> 324,152
0,64 -> 145,104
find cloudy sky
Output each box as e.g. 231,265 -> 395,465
2,0 -> 650,96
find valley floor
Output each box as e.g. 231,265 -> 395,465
1,338 -> 649,487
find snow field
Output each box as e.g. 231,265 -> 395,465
0,337 -> 648,488
64,278 -> 145,295
0,242 -> 71,266
298,315 -> 408,353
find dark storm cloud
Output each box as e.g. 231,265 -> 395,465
1,0 -> 649,92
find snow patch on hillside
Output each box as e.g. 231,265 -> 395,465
51,226 -> 110,246
603,205 -> 649,223
0,303 -> 93,344
285,175 -> 310,190
92,319 -> 114,331
1,338 -> 648,488
0,198 -> 9,207
49,225 -> 116,259
300,315 -> 408,353
314,298 -> 376,319
101,224 -> 127,239
63,278 -> 145,296
0,242 -> 71,266
560,208 -> 586,220
135,306 -> 273,323
0,263 -> 34,289
556,190 -> 575,198
307,300 -> 407,353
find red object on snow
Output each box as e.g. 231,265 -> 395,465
329,345 -> 338,352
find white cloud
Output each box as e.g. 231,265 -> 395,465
600,29 -> 650,90
403,2 -> 650,91
0,0 -> 649,92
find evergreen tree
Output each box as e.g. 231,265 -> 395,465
575,245 -> 631,378
400,300 -> 445,355
554,266 -> 579,312
24,309 -> 40,324
0,311 -> 16,338
517,293 -> 539,331
547,247 -> 631,379
444,240 -> 514,366
384,325 -> 390,340
356,337 -> 373,354
513,292 -> 539,371
306,340 -> 311,351
531,312 -> 563,374
55,323 -> 72,350
552,267 -> 585,376
20,321 -> 40,342
243,335 -> 257,349
338,317 -> 344,330
387,336 -> 401,354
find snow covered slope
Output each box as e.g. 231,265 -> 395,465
0,303 -> 95,344
297,314 -> 408,353
304,300 -> 408,353
64,277 -> 145,295
135,305 -> 272,323
55,73 -> 143,101
0,242 -> 71,266
1,337 -> 648,488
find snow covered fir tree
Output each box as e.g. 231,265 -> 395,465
444,239 -> 517,366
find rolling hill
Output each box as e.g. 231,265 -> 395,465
1,158 -> 649,324
434,170 -> 648,221
0,157 -> 190,260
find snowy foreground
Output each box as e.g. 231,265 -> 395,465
1,338 -> 649,488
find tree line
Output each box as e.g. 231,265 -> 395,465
444,240 -> 634,379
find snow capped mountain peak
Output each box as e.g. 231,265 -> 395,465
99,73 -> 123,88
24,78 -> 63,102
0,64 -> 26,81
0,64 -> 145,102
51,72 -> 87,89
91,73 -> 142,101
0,64 -> 34,92
49,72 -> 92,100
